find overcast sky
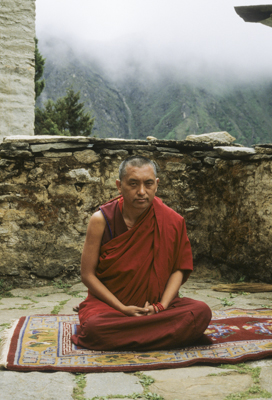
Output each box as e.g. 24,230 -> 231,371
35,0 -> 272,82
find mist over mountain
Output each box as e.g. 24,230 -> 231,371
36,36 -> 272,145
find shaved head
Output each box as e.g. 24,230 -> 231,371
119,156 -> 157,181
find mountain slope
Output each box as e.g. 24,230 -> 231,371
36,38 -> 130,138
119,73 -> 272,145
36,37 -> 272,145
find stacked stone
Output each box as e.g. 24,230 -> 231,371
0,132 -> 272,286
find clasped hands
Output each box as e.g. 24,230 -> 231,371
122,301 -> 159,317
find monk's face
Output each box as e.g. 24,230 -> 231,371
116,164 -> 159,211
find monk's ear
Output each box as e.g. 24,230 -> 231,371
116,179 -> 122,193
155,178 -> 159,192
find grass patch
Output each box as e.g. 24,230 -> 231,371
217,297 -> 235,307
66,291 -> 85,298
73,374 -> 87,400
216,363 -> 272,400
91,396 -> 142,400
36,293 -> 49,297
0,323 -> 11,344
53,280 -> 72,290
0,323 -> 10,332
23,296 -> 38,304
136,373 -> 155,388
225,386 -> 272,399
1,291 -> 14,298
51,300 -> 68,314
135,372 -> 164,400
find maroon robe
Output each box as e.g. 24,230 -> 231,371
72,196 -> 211,351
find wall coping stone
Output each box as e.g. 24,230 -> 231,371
2,135 -> 272,162
214,146 -> 256,157
186,131 -> 236,146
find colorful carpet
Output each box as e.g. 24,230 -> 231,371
1,308 -> 272,372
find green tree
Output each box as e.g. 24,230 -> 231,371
35,88 -> 95,136
34,38 -> 45,100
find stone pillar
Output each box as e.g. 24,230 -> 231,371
0,0 -> 36,142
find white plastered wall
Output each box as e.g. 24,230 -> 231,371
0,0 -> 36,142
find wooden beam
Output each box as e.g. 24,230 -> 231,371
212,282 -> 272,292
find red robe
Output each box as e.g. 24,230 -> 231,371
72,197 -> 211,351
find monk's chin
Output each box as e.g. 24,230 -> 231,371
133,199 -> 149,207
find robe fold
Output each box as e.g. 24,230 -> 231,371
72,196 -> 212,351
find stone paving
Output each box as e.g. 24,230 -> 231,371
0,276 -> 272,400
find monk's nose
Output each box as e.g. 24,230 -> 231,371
138,184 -> 145,195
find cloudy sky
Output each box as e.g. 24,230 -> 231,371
35,0 -> 272,81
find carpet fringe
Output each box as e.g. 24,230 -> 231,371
0,319 -> 19,369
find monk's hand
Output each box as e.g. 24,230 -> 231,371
122,305 -> 150,317
144,301 -> 156,316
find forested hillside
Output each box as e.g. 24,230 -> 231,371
37,38 -> 272,145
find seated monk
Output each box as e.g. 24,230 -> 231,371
71,156 -> 212,351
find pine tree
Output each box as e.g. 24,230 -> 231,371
35,89 -> 95,136
34,38 -> 45,100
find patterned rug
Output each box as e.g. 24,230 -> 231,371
1,308 -> 272,372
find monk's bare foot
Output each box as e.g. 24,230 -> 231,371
73,305 -> 79,312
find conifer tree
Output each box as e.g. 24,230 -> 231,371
34,38 -> 45,100
35,88 -> 95,136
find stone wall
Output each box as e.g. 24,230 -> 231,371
0,0 -> 35,142
0,134 -> 272,287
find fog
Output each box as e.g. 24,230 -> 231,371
36,0 -> 272,84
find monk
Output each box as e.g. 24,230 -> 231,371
71,156 -> 211,351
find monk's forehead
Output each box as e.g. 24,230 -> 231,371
124,164 -> 156,180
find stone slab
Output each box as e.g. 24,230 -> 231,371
255,146 -> 272,154
190,289 -> 272,310
42,152 -> 73,157
259,366 -> 272,393
0,371 -> 74,400
10,286 -> 63,297
157,152 -> 184,159
100,149 -> 129,156
30,143 -> 88,152
249,360 -> 272,368
156,147 -> 180,153
0,307 -> 54,324
148,369 -> 252,400
66,168 -> 97,183
84,372 -> 144,397
61,297 -> 85,314
0,297 -> 32,309
214,146 -> 256,157
249,154 -> 272,160
186,131 -> 236,145
30,293 -> 72,302
69,282 -> 86,292
179,288 -> 222,309
145,366 -> 232,380
3,135 -> 90,143
73,149 -> 100,163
